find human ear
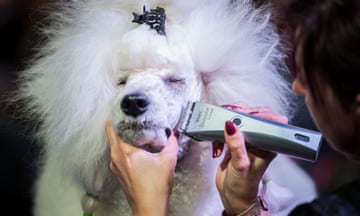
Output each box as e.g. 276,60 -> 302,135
354,94 -> 360,115
292,75 -> 307,96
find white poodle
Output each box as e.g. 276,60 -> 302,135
15,0 -> 317,215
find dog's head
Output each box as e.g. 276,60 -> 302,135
110,25 -> 201,153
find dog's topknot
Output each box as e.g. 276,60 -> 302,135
132,5 -> 166,35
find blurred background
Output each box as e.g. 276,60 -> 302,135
1,1 -> 360,216
0,1 -> 51,215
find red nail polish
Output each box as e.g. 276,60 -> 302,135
225,120 -> 236,135
212,142 -> 224,158
221,104 -> 237,110
174,130 -> 180,138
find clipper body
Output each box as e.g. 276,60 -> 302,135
178,102 -> 322,162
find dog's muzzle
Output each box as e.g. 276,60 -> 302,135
116,93 -> 173,153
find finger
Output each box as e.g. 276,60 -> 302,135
105,117 -> 138,154
212,141 -> 225,158
221,102 -> 249,110
247,146 -> 277,162
105,117 -> 118,148
222,104 -> 288,124
224,121 -> 250,173
233,102 -> 250,108
237,106 -> 272,114
223,105 -> 272,115
160,133 -> 179,169
219,149 -> 231,170
161,133 -> 179,157
251,111 -> 288,124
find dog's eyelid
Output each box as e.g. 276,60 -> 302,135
117,77 -> 128,86
165,76 -> 185,83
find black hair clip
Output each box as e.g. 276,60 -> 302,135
132,5 -> 166,36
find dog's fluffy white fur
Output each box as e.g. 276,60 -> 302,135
16,0 -> 317,215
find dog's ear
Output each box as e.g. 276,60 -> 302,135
186,1 -> 292,115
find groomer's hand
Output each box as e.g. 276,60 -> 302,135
213,103 -> 288,215
106,118 -> 179,216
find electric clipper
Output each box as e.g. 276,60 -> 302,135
178,101 -> 322,162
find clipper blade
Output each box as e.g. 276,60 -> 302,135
175,101 -> 195,133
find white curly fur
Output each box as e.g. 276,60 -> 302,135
16,0 -> 317,215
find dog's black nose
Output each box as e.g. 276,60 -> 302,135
121,93 -> 150,117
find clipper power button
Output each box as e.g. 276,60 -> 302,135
231,117 -> 243,127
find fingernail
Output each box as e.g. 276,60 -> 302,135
174,131 -> 180,139
212,142 -> 224,158
165,128 -> 172,138
221,104 -> 237,110
225,120 -> 236,135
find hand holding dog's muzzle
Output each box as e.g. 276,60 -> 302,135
105,118 -> 178,216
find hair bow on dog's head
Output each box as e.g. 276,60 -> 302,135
132,5 -> 166,35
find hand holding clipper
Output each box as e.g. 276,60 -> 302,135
178,102 -> 323,162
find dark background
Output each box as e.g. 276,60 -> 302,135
1,1 -> 360,216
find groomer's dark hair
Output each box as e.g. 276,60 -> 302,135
285,0 -> 360,110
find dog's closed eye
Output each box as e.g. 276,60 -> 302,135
165,76 -> 185,84
117,77 -> 128,86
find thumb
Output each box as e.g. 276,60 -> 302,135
105,117 -> 118,148
160,133 -> 179,160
